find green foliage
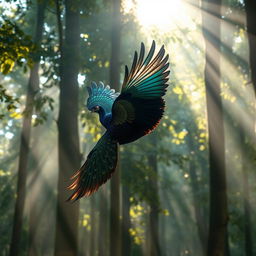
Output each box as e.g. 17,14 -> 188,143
39,27 -> 60,88
0,84 -> 19,119
0,20 -> 34,74
32,92 -> 54,126
0,169 -> 15,254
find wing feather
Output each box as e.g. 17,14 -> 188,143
67,132 -> 118,201
109,41 -> 170,145
121,41 -> 169,98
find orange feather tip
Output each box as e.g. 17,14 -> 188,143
67,178 -> 79,190
67,191 -> 80,202
67,185 -> 100,202
67,175 -> 105,201
70,169 -> 81,179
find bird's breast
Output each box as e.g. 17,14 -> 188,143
100,113 -> 112,129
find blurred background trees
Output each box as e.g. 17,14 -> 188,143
0,0 -> 255,256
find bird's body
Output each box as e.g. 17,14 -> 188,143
68,41 -> 170,201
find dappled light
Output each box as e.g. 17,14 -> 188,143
0,0 -> 256,255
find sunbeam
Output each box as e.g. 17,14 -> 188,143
1,0 -> 255,255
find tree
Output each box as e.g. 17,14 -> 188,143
240,129 -> 253,256
202,0 -> 228,255
243,2 -> 256,255
148,133 -> 161,256
244,0 -> 256,96
109,0 -> 122,255
187,134 -> 208,254
9,1 -> 47,255
121,184 -> 131,256
98,186 -> 108,256
90,195 -> 97,256
54,0 -> 81,255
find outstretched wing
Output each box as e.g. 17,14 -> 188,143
121,40 -> 169,98
109,41 -> 170,145
67,132 -> 118,201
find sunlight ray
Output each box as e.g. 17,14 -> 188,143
184,0 -> 245,28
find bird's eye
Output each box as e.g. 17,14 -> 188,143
91,106 -> 100,112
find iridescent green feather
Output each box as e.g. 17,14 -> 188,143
121,40 -> 169,99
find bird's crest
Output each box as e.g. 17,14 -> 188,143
87,81 -> 120,113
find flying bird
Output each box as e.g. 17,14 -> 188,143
67,41 -> 170,201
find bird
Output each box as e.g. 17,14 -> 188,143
67,41 -> 170,201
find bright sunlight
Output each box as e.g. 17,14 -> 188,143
123,0 -> 193,31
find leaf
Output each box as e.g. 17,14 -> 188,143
0,59 -> 15,74
9,111 -> 22,119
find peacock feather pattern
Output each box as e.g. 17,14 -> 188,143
67,41 -> 170,201
87,81 -> 120,115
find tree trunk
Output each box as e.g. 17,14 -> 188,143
240,131 -> 253,256
189,160 -> 207,254
9,1 -> 47,255
242,164 -> 253,256
90,196 -> 96,256
109,0 -> 121,255
110,161 -> 121,256
54,1 -> 81,255
245,0 -> 256,96
98,186 -> 108,256
121,185 -> 131,256
202,0 -> 228,255
187,134 -> 208,255
28,125 -> 44,256
244,2 -> 256,255
148,135 -> 161,256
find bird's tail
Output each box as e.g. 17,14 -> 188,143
67,132 -> 118,201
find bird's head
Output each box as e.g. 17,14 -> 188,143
86,81 -> 119,115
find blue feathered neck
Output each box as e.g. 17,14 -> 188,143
87,81 -> 119,128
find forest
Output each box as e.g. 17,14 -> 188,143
0,0 -> 255,255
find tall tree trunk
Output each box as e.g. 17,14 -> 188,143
244,2 -> 256,255
121,185 -> 131,256
109,0 -> 121,255
90,196 -> 96,256
240,131 -> 253,256
202,0 -> 228,255
148,135 -> 161,256
245,0 -> 256,96
9,1 -> 47,255
98,186 -> 108,256
187,135 -> 208,255
54,1 -> 81,255
189,160 -> 207,254
28,125 -> 44,256
242,163 -> 253,256
110,161 -> 121,256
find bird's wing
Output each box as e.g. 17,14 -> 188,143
67,132 -> 118,201
109,41 -> 170,144
121,40 -> 169,98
